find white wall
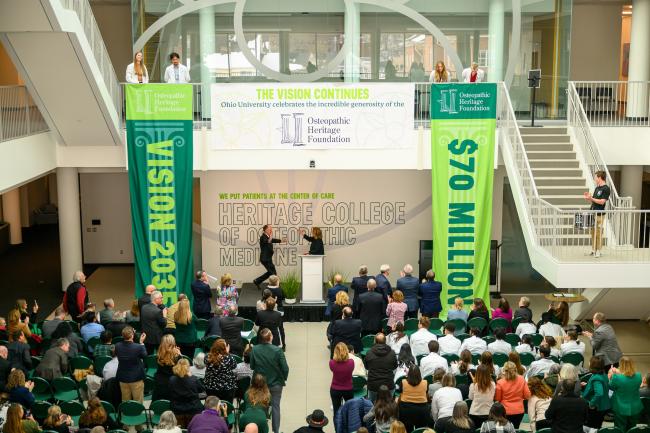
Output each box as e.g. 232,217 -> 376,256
570,3 -> 622,81
591,127 -> 650,165
0,132 -> 56,195
79,172 -> 134,263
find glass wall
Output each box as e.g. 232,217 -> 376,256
130,0 -> 572,119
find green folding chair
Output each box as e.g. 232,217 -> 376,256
32,376 -> 53,401
352,375 -> 367,398
195,318 -> 209,340
471,353 -> 481,365
482,336 -> 496,345
149,399 -> 171,425
94,355 -> 112,377
242,319 -> 255,341
428,318 -> 444,335
101,400 -> 118,422
360,334 -> 375,357
31,401 -> 52,422
446,319 -> 467,334
455,374 -> 469,385
519,352 -> 535,367
202,335 -> 219,351
222,400 -> 236,426
65,321 -> 80,333
467,317 -> 487,333
597,428 -> 623,433
411,428 -> 429,433
536,428 -> 552,433
560,352 -> 584,366
488,318 -> 509,334
87,336 -> 101,352
144,376 -> 154,400
510,317 -> 522,331
107,430 -> 128,433
493,353 -> 509,367
70,355 -> 93,371
404,318 -> 419,336
416,354 -> 426,365
505,333 -> 520,347
627,426 -> 650,433
423,374 -> 433,385
549,355 -> 560,364
457,333 -> 470,343
442,353 -> 459,365
52,377 -> 79,402
119,400 -> 149,427
60,400 -> 84,425
530,333 -> 544,347
145,354 -> 158,377
231,354 -> 243,364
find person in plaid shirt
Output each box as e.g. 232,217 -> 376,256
94,330 -> 114,358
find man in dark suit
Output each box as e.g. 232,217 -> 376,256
330,307 -> 362,356
351,265 -> 371,319
266,275 -> 286,350
358,279 -> 384,336
219,305 -> 245,356
205,306 -> 223,337
137,284 -> 156,314
374,265 -> 392,303
140,291 -> 167,354
396,264 -> 419,319
191,270 -> 213,319
255,298 -> 284,348
253,225 -> 284,290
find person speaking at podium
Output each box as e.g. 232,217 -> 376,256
299,227 -> 324,255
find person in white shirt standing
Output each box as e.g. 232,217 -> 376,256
437,322 -> 461,356
487,329 -> 512,355
420,340 -> 448,378
459,327 -> 487,355
164,52 -> 191,84
409,316 -> 438,357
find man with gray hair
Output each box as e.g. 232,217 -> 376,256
141,290 -> 167,354
43,306 -> 67,338
358,279 -> 384,335
351,265 -> 371,318
64,270 -> 88,322
374,264 -> 392,303
187,395 -> 229,433
396,264 -> 419,319
100,298 -> 124,326
35,337 -> 69,380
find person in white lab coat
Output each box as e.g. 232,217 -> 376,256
164,52 -> 191,84
126,51 -> 148,84
461,62 -> 485,83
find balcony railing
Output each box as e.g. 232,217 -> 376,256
0,86 -> 49,142
572,81 -> 650,127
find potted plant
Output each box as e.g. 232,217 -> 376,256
281,271 -> 300,304
326,268 -> 349,287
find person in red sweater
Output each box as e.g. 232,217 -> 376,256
495,362 -> 531,428
63,271 -> 89,322
329,342 -> 355,416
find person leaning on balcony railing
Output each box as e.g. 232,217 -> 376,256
126,51 -> 149,84
583,170 -> 610,258
462,63 -> 485,83
165,52 -> 191,84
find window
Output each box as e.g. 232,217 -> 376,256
289,33 -> 317,74
380,33 -> 405,79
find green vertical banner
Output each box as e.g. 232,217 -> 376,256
430,83 -> 496,318
126,84 -> 193,305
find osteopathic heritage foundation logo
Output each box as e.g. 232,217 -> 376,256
438,89 -> 459,114
280,113 -> 305,146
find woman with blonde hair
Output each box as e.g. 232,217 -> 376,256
329,342 -> 354,416
331,290 -> 351,322
153,411 -> 181,433
608,356 -> 643,431
429,61 -> 449,83
2,404 -> 39,433
526,377 -> 552,431
174,298 -> 196,358
389,421 -> 406,433
204,338 -> 238,402
217,273 -> 239,316
7,308 -> 32,341
126,51 -> 148,83
300,227 -> 324,255
447,297 -> 468,322
386,290 -> 407,329
168,358 -> 205,427
152,334 -> 181,401
495,362 -> 530,428
43,404 -> 72,433
443,401 -> 475,433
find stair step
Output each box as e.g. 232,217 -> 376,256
535,177 -> 587,187
541,195 -> 589,206
519,126 -> 567,135
524,143 -> 575,151
556,204 -> 591,210
521,134 -> 571,143
528,159 -> 580,168
526,151 -> 577,159
538,186 -> 587,195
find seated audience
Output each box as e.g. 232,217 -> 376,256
468,364 -> 495,426
447,297 -> 469,322
495,362 -> 530,428
204,338 -> 238,402
169,358 -> 206,427
398,365 -> 433,432
234,345 -> 254,380
555,364 -> 581,396
7,370 -> 34,409
94,330 -> 114,358
174,298 -> 197,358
468,298 -> 490,323
438,323 -> 461,356
51,321 -> 84,357
364,333 -> 397,401
79,397 -> 120,430
42,405 -> 72,433
43,307 -> 66,339
102,349 -> 118,380
544,380 -> 587,433
409,317 -> 438,357
514,335 -> 535,355
487,328 -> 511,355
538,312 -> 565,338
394,344 -> 416,382
437,401 -> 474,433
526,346 -> 556,379
514,317 -> 537,338
205,306 -> 223,337
294,409 -> 329,433
240,373 -> 271,433
418,270 -> 443,318
543,336 -> 561,359
431,373 -> 463,428
428,368 -> 447,398
491,298 -> 513,327
154,411 -> 182,433
560,329 -> 585,357
450,349 -> 473,376
329,342 -> 355,416
479,351 -> 499,377
527,377 -> 552,432
420,340 -> 448,378
459,327 -> 487,355
347,344 -> 366,378
543,364 -> 562,391
581,355 -> 611,429
386,322 -> 408,355
608,356 -> 643,432
386,290 -> 407,329
363,385 -> 398,433
550,301 -> 569,327
187,396 -> 230,433
152,334 -> 181,401
513,297 -> 532,323
191,352 -> 207,379
80,312 -> 105,351
479,402 -> 516,433
7,331 -> 32,374
35,338 -> 70,380
3,403 -> 40,433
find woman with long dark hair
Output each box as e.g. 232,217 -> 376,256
527,377 -> 552,432
398,365 -> 433,432
468,364 -> 495,426
394,343 -> 415,382
479,402 -> 516,433
203,338 -> 238,402
363,385 -> 398,433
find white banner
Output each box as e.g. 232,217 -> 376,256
211,83 -> 415,149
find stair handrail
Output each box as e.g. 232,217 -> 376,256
567,82 -> 632,209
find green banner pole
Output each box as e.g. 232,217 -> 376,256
430,83 -> 497,318
125,84 -> 194,305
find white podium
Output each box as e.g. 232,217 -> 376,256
300,255 -> 325,304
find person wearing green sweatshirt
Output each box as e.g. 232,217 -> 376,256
609,356 -> 643,432
581,356 -> 611,429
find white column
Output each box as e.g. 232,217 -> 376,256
57,167 -> 83,291
344,2 -> 360,83
1,188 -> 22,244
199,6 -> 215,118
626,0 -> 650,118
488,0 -> 505,82
620,165 -> 644,209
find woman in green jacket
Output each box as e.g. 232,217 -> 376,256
609,356 -> 643,432
581,356 -> 611,429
